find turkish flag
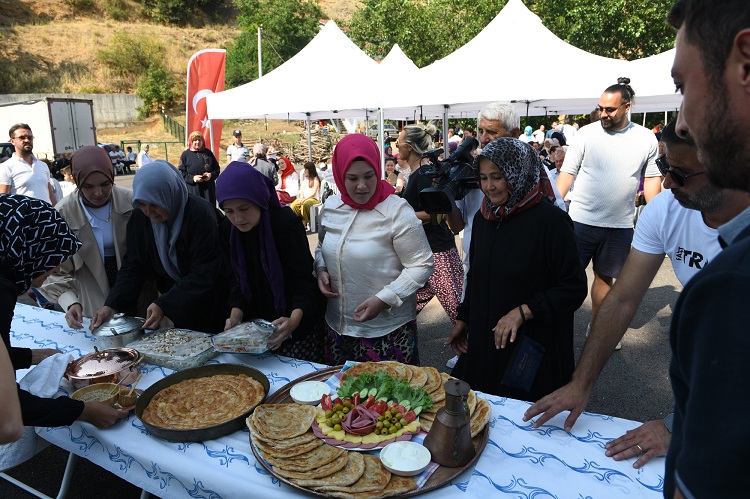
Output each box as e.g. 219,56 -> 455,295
186,49 -> 226,155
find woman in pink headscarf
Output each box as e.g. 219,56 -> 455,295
315,134 -> 433,365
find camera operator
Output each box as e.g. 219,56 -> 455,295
398,124 -> 463,326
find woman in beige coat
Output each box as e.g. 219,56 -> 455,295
40,146 -> 141,328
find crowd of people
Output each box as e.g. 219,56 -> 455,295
1,3 -> 748,497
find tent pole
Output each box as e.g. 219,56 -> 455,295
305,113 -> 313,162
443,105 -> 449,157
643,112 -> 647,127
378,108 -> 385,178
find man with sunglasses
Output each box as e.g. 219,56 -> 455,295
524,118 -> 750,469
0,124 -> 57,205
556,78 -> 661,350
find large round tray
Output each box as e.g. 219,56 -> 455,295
250,366 -> 489,497
135,363 -> 269,442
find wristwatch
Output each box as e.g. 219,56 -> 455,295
663,413 -> 674,433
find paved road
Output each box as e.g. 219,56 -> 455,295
1,171 -> 678,496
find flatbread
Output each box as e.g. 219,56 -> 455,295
254,433 -> 323,458
354,475 -> 417,498
291,451 -> 365,488
470,397 -> 492,438
252,404 -> 317,440
273,451 -> 349,480
429,387 -> 446,404
422,367 -> 442,393
467,390 -> 477,415
262,443 -> 345,472
407,365 -> 428,389
379,361 -> 412,381
141,374 -> 265,430
247,418 -> 317,449
423,399 -> 445,414
420,418 -> 433,433
316,454 -> 391,493
341,362 -> 398,384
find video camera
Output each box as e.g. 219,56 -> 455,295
418,136 -> 479,214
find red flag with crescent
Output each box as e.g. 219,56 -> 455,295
186,49 -> 226,154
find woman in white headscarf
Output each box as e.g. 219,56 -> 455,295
91,161 -> 235,333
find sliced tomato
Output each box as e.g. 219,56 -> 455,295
375,401 -> 389,414
394,405 -> 406,414
363,395 -> 376,409
321,394 -> 333,411
403,410 -> 417,424
352,393 -> 361,406
333,397 -> 343,407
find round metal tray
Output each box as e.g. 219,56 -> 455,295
136,363 -> 270,442
250,366 -> 489,497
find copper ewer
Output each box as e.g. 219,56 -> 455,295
422,378 -> 476,467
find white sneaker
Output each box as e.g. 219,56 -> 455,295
615,340 -> 623,351
446,355 -> 458,369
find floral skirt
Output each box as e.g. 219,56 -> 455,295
323,320 -> 419,366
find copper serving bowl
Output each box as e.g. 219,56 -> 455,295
65,347 -> 142,390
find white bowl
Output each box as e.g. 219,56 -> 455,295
379,441 -> 432,476
290,381 -> 330,405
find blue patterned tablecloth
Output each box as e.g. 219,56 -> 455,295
12,304 -> 665,498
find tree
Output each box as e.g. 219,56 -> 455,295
225,0 -> 324,88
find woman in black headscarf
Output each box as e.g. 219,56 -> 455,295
0,195 -> 127,428
447,138 -> 587,401
178,131 -> 221,205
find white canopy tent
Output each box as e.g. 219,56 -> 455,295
206,20 -> 381,121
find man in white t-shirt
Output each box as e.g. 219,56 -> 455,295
557,80 -> 662,332
0,123 -> 56,205
525,118 -> 750,467
226,129 -> 250,164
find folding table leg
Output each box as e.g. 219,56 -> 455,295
0,451 -> 77,499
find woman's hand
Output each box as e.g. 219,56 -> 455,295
30,349 -> 62,365
90,306 -> 116,330
317,270 -> 339,298
353,296 -> 388,322
79,402 -> 128,428
446,320 -> 469,355
143,303 -> 171,330
224,307 -> 244,331
66,303 -> 84,329
193,174 -> 204,183
493,305 -> 528,349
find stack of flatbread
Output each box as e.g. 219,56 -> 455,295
248,403 -> 417,498
419,372 -> 492,438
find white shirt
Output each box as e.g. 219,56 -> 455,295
632,190 -> 722,286
276,171 -> 299,198
0,154 -> 52,203
227,144 -> 250,163
562,121 -> 659,228
136,151 -> 153,167
315,195 -> 433,338
79,197 -> 116,261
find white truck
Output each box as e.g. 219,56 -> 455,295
0,98 -> 97,160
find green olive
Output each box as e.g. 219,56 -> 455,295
388,426 -> 397,434
383,420 -> 391,428
325,418 -> 333,426
334,424 -> 342,431
391,408 -> 400,416
394,412 -> 402,421
377,415 -> 384,422
376,422 -> 383,429
394,422 -> 402,430
325,409 -> 334,418
381,428 -> 389,435
342,407 -> 350,414
333,403 -> 343,412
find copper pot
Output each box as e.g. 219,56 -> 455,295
65,347 -> 142,390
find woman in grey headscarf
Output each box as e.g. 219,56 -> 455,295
91,161 -> 235,333
447,138 -> 586,401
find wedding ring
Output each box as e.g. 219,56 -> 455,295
636,444 -> 644,455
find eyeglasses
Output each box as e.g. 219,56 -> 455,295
656,156 -> 705,186
13,135 -> 33,141
595,103 -> 626,114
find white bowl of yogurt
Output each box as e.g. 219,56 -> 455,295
290,381 -> 330,405
379,441 -> 432,476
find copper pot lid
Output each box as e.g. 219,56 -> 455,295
66,347 -> 140,379
91,314 -> 145,337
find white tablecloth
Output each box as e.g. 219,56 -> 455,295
11,304 -> 665,498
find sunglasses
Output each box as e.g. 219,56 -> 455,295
656,156 -> 705,187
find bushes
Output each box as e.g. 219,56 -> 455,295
136,65 -> 177,119
140,0 -> 225,26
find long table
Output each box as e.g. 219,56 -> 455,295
12,304 -> 665,498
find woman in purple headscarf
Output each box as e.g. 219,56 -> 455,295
216,162 -> 326,363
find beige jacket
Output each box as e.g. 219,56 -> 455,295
40,186 -> 133,317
